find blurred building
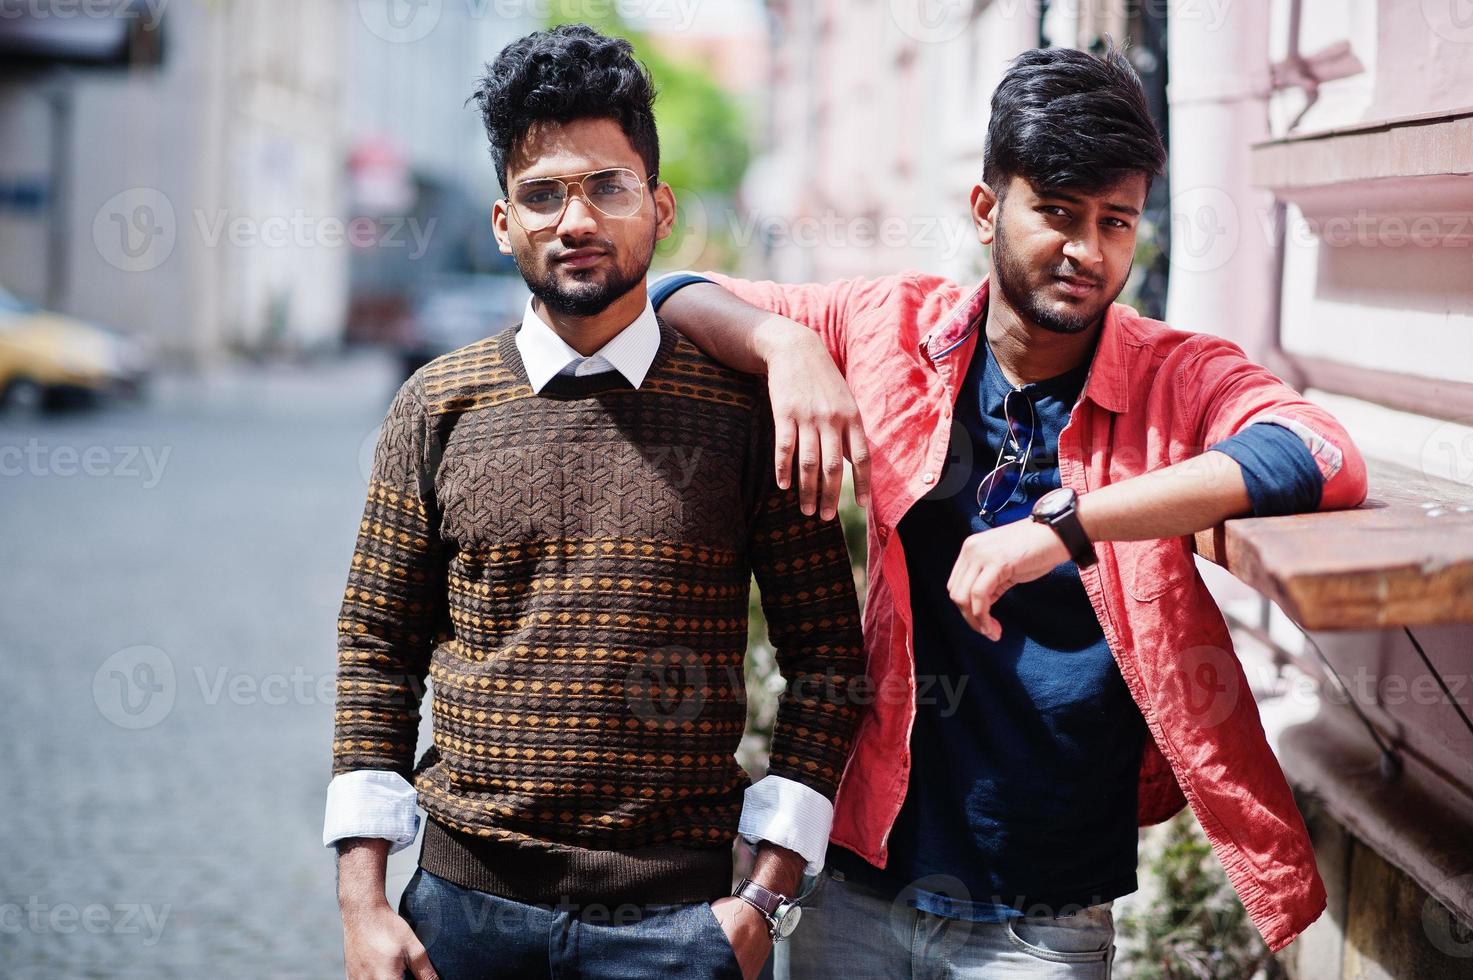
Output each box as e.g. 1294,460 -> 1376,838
341,5 -> 532,346
745,1 -> 1473,976
0,0 -> 531,369
633,0 -> 769,98
0,0 -> 346,368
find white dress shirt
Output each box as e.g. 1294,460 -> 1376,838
513,296 -> 662,392
324,292 -> 837,875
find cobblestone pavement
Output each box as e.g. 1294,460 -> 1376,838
1,350 -> 431,979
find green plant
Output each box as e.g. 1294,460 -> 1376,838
1119,810 -> 1280,979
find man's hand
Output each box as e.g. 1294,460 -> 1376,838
947,519 -> 1070,639
337,837 -> 436,979
763,325 -> 870,521
341,899 -> 437,980
709,895 -> 774,980
706,839 -> 804,978
651,281 -> 869,520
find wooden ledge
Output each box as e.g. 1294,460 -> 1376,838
1194,459 -> 1473,631
1279,718 -> 1473,932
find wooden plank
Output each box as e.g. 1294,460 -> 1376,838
1194,459 -> 1473,630
1278,721 -> 1473,939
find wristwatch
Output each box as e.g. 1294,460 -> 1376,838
1031,486 -> 1097,568
732,877 -> 803,941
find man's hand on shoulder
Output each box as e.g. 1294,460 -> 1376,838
762,323 -> 870,521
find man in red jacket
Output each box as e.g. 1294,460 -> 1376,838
651,46 -> 1365,979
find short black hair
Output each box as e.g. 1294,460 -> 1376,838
469,24 -> 660,193
983,45 -> 1165,195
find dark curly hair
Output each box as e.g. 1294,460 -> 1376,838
983,45 -> 1165,195
469,24 -> 660,194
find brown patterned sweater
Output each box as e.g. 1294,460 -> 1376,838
331,318 -> 865,906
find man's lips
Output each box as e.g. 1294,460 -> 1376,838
1053,274 -> 1100,297
554,249 -> 608,270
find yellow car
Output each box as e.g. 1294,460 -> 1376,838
0,286 -> 152,411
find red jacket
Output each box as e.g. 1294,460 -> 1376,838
702,271 -> 1367,952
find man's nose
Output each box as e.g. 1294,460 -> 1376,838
1062,227 -> 1103,269
556,190 -> 601,237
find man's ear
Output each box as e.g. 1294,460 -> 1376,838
971,181 -> 999,247
652,181 -> 676,242
492,199 -> 514,255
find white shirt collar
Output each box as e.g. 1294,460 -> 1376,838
514,296 -> 662,394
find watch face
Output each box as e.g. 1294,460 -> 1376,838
776,904 -> 802,938
1034,486 -> 1073,520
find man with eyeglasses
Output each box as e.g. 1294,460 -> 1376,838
325,25 -> 864,980
650,47 -> 1366,978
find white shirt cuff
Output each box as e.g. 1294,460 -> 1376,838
737,774 -> 835,876
323,770 -> 421,855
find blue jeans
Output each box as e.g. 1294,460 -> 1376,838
774,866 -> 1116,979
397,866 -> 743,979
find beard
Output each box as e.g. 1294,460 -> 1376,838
991,219 -> 1128,335
517,231 -> 655,318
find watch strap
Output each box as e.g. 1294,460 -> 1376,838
732,878 -> 786,920
1056,510 -> 1096,567
1035,492 -> 1098,568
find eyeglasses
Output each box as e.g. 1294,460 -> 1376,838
507,167 -> 656,231
975,388 -> 1037,522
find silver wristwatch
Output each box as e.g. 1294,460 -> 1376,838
732,877 -> 804,941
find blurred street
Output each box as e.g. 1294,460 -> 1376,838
0,350 -> 427,979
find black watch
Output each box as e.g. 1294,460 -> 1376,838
1031,486 -> 1097,568
732,878 -> 803,941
